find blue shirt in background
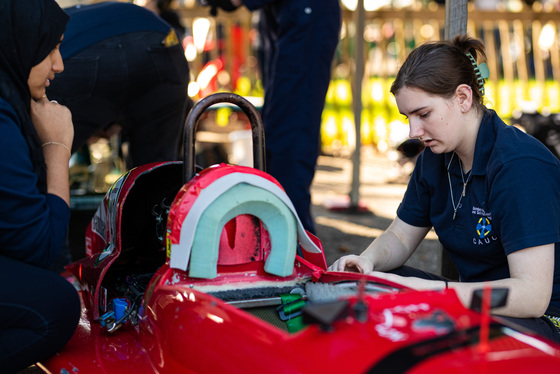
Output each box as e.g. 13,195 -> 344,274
61,1 -> 171,59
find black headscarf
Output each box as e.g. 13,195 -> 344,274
0,0 -> 69,194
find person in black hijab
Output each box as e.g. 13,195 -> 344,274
0,0 -> 80,372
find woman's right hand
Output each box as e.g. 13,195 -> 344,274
30,96 -> 73,148
328,254 -> 374,274
29,96 -> 73,205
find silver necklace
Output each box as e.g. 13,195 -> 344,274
447,152 -> 472,220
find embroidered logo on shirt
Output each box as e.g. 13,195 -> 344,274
476,217 -> 492,238
471,206 -> 498,245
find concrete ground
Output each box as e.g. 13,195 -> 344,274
311,147 -> 442,275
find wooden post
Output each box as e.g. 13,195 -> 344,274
349,0 -> 365,210
444,0 -> 468,40
440,0 -> 469,280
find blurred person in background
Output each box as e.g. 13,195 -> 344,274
141,0 -> 187,41
47,1 -> 192,169
204,0 -> 341,234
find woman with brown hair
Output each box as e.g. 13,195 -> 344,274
330,35 -> 560,343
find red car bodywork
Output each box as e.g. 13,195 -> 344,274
40,93 -> 560,373
39,160 -> 560,374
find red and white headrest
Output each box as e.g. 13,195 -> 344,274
166,165 -> 322,278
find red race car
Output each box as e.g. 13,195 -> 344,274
40,93 -> 560,373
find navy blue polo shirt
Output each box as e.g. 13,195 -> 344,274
0,98 -> 70,268
60,1 -> 171,59
397,110 -> 560,309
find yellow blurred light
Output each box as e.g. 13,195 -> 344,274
420,24 -> 435,39
340,20 -> 347,40
364,24 -> 381,43
193,17 -> 211,53
361,114 -> 372,143
197,64 -> 218,90
538,23 -> 556,51
341,0 -> 390,11
216,107 -> 231,127
393,0 -> 414,9
188,82 -> 200,97
335,81 -> 351,103
322,114 -> 338,144
365,0 -> 391,11
507,0 -> 524,12
377,140 -> 389,153
374,116 -> 389,148
341,0 -> 357,11
529,84 -> 543,106
342,116 -> 356,148
371,81 -> 384,102
236,76 -> 252,96
185,41 -> 197,62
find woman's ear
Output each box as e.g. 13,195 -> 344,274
455,84 -> 473,113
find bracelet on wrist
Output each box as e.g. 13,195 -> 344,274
41,141 -> 71,157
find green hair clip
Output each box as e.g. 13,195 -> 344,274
466,52 -> 490,95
